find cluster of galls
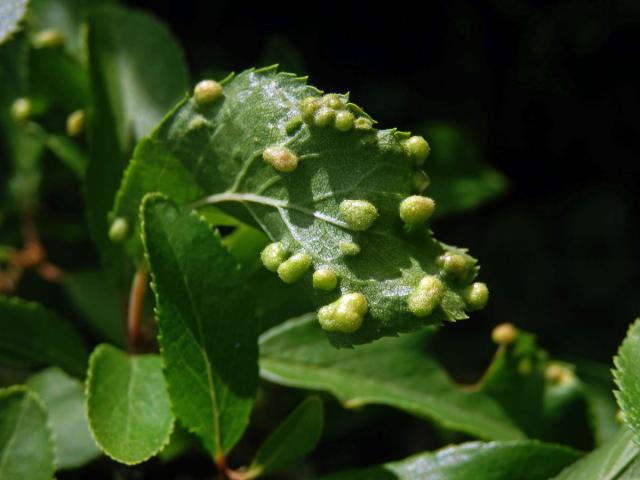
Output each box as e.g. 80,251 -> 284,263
299,94 -> 371,132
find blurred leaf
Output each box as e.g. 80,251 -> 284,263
553,428 -> 639,480
0,296 -> 87,377
27,367 -> 100,469
86,344 -> 174,465
142,195 -> 258,459
259,314 -> 524,440
84,5 -> 188,271
418,121 -> 508,217
320,440 -> 580,480
0,0 -> 27,45
61,269 -> 125,346
614,318 -> 640,444
45,133 -> 87,178
247,396 -> 324,478
0,385 -> 55,480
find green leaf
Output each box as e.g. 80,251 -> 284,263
85,344 -> 174,465
0,296 -> 87,377
0,385 -> 55,480
84,5 -> 188,270
247,396 -> 324,478
615,318 -> 640,445
113,67 -> 487,346
419,121 -> 508,217
0,0 -> 27,45
27,367 -> 100,469
141,195 -> 258,459
259,314 -> 524,440
320,440 -> 580,480
553,428 -> 640,480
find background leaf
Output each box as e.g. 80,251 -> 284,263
27,367 -> 101,469
0,0 -> 27,45
0,296 -> 87,377
247,396 -> 324,478
320,440 -> 580,480
259,314 -> 523,440
85,344 -> 174,465
142,195 -> 258,459
0,385 -> 55,480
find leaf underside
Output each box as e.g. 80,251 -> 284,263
113,66 -> 485,346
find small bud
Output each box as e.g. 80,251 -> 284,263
301,97 -> 321,124
318,292 -> 368,333
463,282 -> 489,311
33,29 -> 66,49
403,135 -> 430,166
260,242 -> 287,272
194,80 -> 223,105
412,170 -> 430,193
108,217 -> 129,244
263,145 -> 299,173
340,241 -> 361,256
437,252 -> 469,278
66,110 -> 85,137
277,252 -> 312,284
491,323 -> 517,345
333,110 -> 354,132
544,363 -> 574,385
313,106 -> 335,127
323,93 -> 344,109
399,195 -> 435,224
285,116 -> 302,134
339,199 -> 378,231
354,118 -> 373,131
10,98 -> 31,122
313,268 -> 338,291
407,275 -> 445,317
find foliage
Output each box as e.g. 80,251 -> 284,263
0,1 -> 636,479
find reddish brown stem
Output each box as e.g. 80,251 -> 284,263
127,266 -> 148,352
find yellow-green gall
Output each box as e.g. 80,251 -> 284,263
313,106 -> 335,127
544,363 -> 574,386
354,118 -> 373,131
339,199 -> 378,231
399,195 -> 435,224
407,275 -> 445,317
260,242 -> 287,272
108,217 -> 129,244
403,135 -> 430,166
492,323 -> 517,345
313,268 -> 338,291
339,241 -> 361,256
263,145 -> 299,173
66,110 -> 85,137
33,29 -> 66,49
463,282 -> 489,311
301,97 -> 321,123
412,170 -> 430,193
285,116 -> 303,134
277,252 -> 312,284
194,80 -> 223,105
323,93 -> 344,109
334,110 -> 354,132
10,98 -> 31,122
437,252 -> 469,278
318,292 -> 368,333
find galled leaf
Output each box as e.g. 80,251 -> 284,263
0,385 -> 55,480
141,195 -> 258,459
86,344 -> 174,465
320,440 -> 580,480
614,318 -> 640,446
0,0 -> 27,45
112,67 -> 488,345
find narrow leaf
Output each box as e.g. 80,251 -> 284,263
614,318 -> 640,445
27,367 -> 101,470
113,67 -> 488,346
0,296 -> 87,377
259,314 -> 523,440
247,396 -> 324,478
0,0 -> 27,45
321,440 -> 580,480
141,194 -> 258,458
0,385 -> 55,480
86,344 -> 174,465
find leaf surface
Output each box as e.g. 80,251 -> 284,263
113,67 -> 486,345
0,386 -> 55,480
142,195 -> 258,458
0,0 -> 27,45
614,318 -> 640,445
86,344 -> 173,465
